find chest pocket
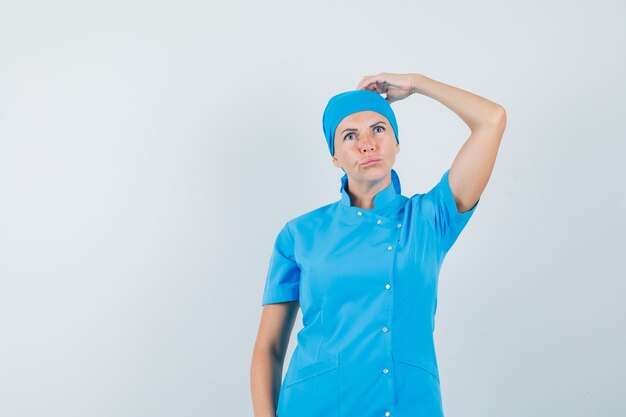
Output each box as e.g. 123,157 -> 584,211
278,354 -> 340,417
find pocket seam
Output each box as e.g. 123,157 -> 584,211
394,351 -> 440,383
284,354 -> 339,388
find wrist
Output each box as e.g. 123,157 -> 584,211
409,73 -> 426,95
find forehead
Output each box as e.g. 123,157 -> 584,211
336,110 -> 388,130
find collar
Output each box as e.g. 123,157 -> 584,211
339,169 -> 402,209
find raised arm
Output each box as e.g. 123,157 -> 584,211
356,72 -> 507,213
409,74 -> 506,213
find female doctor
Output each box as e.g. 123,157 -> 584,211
251,72 -> 506,417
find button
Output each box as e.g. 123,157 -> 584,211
382,327 -> 388,332
357,211 -> 363,216
387,245 -> 393,251
385,412 -> 391,417
377,219 -> 382,224
382,368 -> 389,374
397,223 -> 402,228
385,284 -> 391,289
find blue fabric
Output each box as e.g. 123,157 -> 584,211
261,169 -> 480,417
322,89 -> 399,156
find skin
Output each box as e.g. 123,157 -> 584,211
251,72 -> 506,416
251,300 -> 298,417
331,110 -> 400,209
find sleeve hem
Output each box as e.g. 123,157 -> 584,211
441,168 -> 479,220
262,291 -> 299,306
437,168 -> 479,254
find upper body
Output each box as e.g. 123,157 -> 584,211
253,74 -> 505,417
260,165 -> 478,417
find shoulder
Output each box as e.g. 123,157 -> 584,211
406,169 -> 456,212
286,201 -> 339,234
407,188 -> 438,220
403,173 -> 441,213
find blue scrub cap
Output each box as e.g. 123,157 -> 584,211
322,89 -> 399,157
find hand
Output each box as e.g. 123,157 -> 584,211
355,72 -> 419,104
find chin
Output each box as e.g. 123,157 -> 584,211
362,166 -> 389,178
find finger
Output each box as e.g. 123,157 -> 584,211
374,82 -> 386,94
356,74 -> 381,90
356,75 -> 373,90
361,80 -> 384,94
357,84 -> 374,91
368,85 -> 381,94
368,75 -> 390,93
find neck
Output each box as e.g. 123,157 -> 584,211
346,173 -> 392,209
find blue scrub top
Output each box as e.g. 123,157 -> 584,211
261,168 -> 479,417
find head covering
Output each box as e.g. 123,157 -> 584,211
322,89 -> 401,194
322,89 -> 399,157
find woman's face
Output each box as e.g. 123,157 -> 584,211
331,110 -> 400,184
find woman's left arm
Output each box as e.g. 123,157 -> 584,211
357,72 -> 507,213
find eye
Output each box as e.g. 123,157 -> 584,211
344,132 -> 356,141
374,126 -> 385,133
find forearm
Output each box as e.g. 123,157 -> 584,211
251,347 -> 284,417
409,73 -> 505,131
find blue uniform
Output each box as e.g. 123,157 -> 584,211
261,168 -> 479,417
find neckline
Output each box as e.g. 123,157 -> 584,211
339,169 -> 402,210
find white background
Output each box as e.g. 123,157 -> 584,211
1,0 -> 625,416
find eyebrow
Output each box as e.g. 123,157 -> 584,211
341,121 -> 387,135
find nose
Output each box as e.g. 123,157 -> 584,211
359,135 -> 376,153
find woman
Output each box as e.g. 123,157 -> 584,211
250,72 -> 506,417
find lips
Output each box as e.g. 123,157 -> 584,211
361,157 -> 382,166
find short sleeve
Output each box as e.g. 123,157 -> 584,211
261,222 -> 301,306
417,168 -> 479,253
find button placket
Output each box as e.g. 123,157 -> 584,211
361,210 -> 397,410
383,218 -> 400,412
